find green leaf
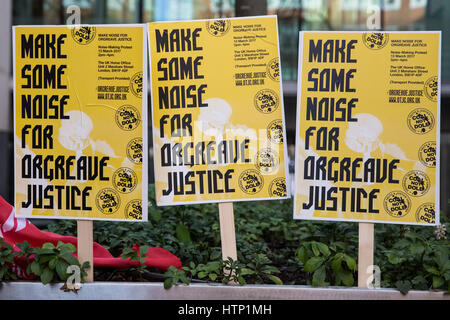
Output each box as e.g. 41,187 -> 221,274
237,276 -> 246,285
296,246 -> 308,264
312,265 -> 326,286
30,261 -> 41,276
311,242 -> 320,257
81,261 -> 90,271
38,255 -> 54,264
163,278 -> 173,290
386,252 -> 404,265
315,242 -> 330,257
59,253 -> 79,266
434,249 -> 449,269
42,243 -> 55,250
343,255 -> 356,271
150,209 -> 162,222
205,261 -> 221,272
304,257 -> 324,273
409,243 -> 425,256
38,248 -> 55,255
240,268 -> 255,276
49,257 -> 58,270
209,273 -> 217,281
411,275 -> 428,290
59,243 -> 77,254
330,254 -> 343,272
432,276 -> 445,289
55,260 -> 69,281
175,224 -> 191,243
261,265 -> 280,274
40,268 -> 54,285
424,264 -> 440,276
266,274 -> 283,285
396,280 -> 412,295
179,273 -> 189,285
197,271 -> 208,279
336,270 -> 354,286
138,245 -> 149,257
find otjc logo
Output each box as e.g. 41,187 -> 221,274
254,89 -> 279,114
402,170 -> 430,197
115,105 -> 140,131
96,188 -> 120,214
418,141 -> 436,167
424,76 -> 438,102
238,169 -> 264,194
127,138 -> 143,164
125,200 -> 142,220
407,108 -> 434,135
206,20 -> 230,37
269,178 -> 287,197
267,119 -> 283,144
255,148 -> 279,174
112,167 -> 138,194
130,72 -> 143,98
383,191 -> 411,218
416,203 -> 435,224
267,58 -> 280,81
71,26 -> 96,45
362,32 -> 389,50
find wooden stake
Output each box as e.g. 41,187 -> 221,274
77,220 -> 94,282
358,222 -> 374,288
218,202 -> 237,283
218,202 -> 237,261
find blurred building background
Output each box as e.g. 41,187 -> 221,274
0,0 -> 449,213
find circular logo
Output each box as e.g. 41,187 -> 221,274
206,20 -> 231,37
384,191 -> 411,218
415,203 -> 435,224
112,167 -> 138,194
362,32 -> 389,50
402,170 -> 430,197
424,76 -> 438,102
125,200 -> 142,220
255,148 -> 279,174
267,119 -> 284,144
71,26 -> 96,45
96,188 -> 120,214
407,108 -> 434,134
418,141 -> 436,167
115,105 -> 140,131
269,178 -> 287,197
238,169 -> 264,194
267,58 -> 280,82
127,138 -> 143,164
130,72 -> 143,98
254,89 -> 279,114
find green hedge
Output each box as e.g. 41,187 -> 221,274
44,184 -> 449,293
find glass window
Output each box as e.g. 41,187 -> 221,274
13,0 -> 62,25
269,0 -> 450,81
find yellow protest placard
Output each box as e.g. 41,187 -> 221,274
13,25 -> 148,221
148,16 -> 289,206
294,31 -> 440,225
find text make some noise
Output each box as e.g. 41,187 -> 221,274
155,27 -> 208,110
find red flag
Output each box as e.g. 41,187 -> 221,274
0,195 -> 181,279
